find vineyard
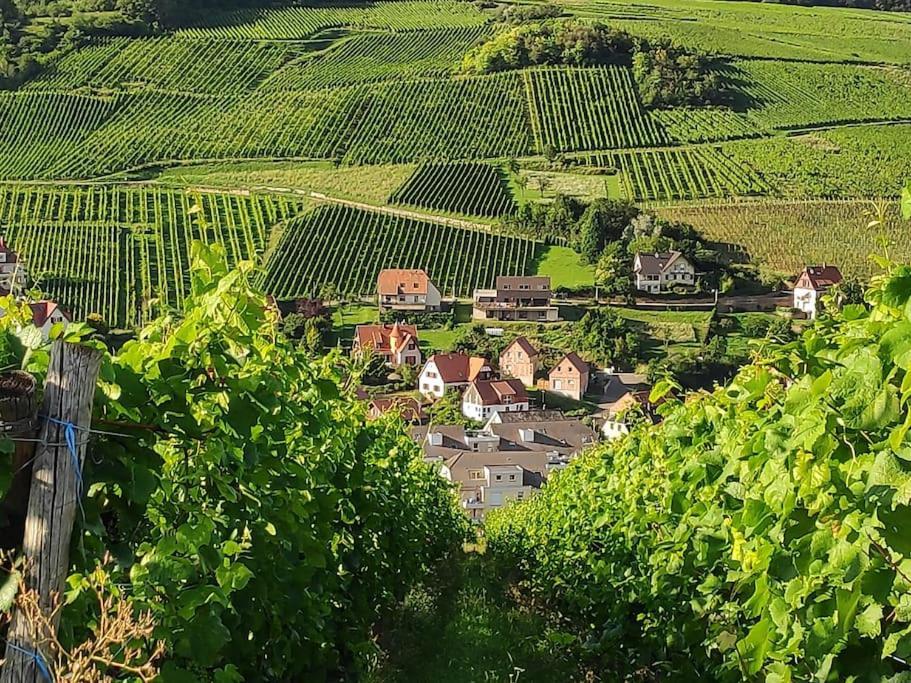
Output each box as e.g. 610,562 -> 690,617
389,162 -> 516,218
177,0 -> 487,39
525,67 -> 669,152
727,60 -> 911,129
590,147 -> 772,202
261,203 -> 538,298
653,107 -> 766,144
260,27 -> 489,91
0,184 -> 304,326
654,198 -> 908,278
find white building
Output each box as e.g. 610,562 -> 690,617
461,378 -> 529,422
29,301 -> 71,340
793,265 -> 843,320
377,269 -> 442,312
0,238 -> 27,294
418,353 -> 494,399
634,251 -> 695,294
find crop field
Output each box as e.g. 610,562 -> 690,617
654,199 -> 907,279
653,108 -> 767,144
389,162 -> 516,218
562,0 -> 911,63
260,27 -> 488,90
525,67 -> 669,152
0,185 -> 304,326
22,37 -> 295,94
721,125 -> 911,198
261,203 -> 538,298
177,1 -> 487,39
726,60 -> 911,129
588,147 -> 772,202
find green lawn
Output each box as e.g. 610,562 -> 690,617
533,245 -> 595,290
617,308 -> 714,343
328,302 -> 378,346
420,327 -> 461,353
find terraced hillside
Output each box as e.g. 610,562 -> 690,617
0,0 -> 909,320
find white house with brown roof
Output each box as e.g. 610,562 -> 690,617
462,378 -> 529,422
498,337 -> 539,387
29,301 -> 70,340
548,352 -> 589,401
0,238 -> 27,294
377,269 -> 441,312
793,265 -> 843,319
352,322 -> 422,367
634,251 -> 695,294
418,352 -> 494,399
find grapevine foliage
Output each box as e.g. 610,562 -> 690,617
49,243 -> 469,681
488,259 -> 911,680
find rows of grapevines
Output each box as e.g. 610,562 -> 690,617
726,59 -> 911,129
389,161 -> 516,218
23,37 -> 295,94
524,66 -> 669,153
260,27 -> 488,91
0,92 -> 120,179
261,203 -> 537,298
488,256 -> 911,680
655,198 -> 908,279
0,72 -> 533,178
15,245 -> 468,679
0,184 -> 304,325
653,107 -> 767,144
176,1 -> 486,39
590,146 -> 773,202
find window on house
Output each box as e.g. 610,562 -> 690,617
469,470 -> 484,480
495,474 -> 502,481
398,295 -> 406,302
516,491 -> 525,500
508,474 -> 516,481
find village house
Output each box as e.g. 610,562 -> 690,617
368,396 -> 425,424
418,352 -> 494,399
633,251 -> 695,294
498,336 -> 539,387
793,265 -> 843,319
352,322 -> 422,367
462,378 -> 528,422
376,269 -> 442,312
548,352 -> 589,402
0,238 -> 27,294
29,301 -> 71,340
412,411 -> 598,519
472,276 -> 559,322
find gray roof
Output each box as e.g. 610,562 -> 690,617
635,251 -> 686,277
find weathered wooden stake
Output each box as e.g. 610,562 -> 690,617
2,342 -> 103,683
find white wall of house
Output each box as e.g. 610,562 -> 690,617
417,360 -> 469,398
380,282 -> 442,311
602,419 -> 629,441
794,286 -> 819,319
462,397 -> 529,422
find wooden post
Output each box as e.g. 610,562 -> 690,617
2,342 -> 103,683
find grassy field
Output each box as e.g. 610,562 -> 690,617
532,246 -> 596,289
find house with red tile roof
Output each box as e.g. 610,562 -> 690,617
29,301 -> 71,339
548,352 -> 589,402
793,265 -> 843,319
498,336 -> 539,387
352,322 -> 421,367
418,352 -> 494,399
461,378 -> 528,422
377,269 -> 441,312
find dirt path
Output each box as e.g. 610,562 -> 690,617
306,192 -> 496,232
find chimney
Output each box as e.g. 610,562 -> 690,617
428,432 -> 443,447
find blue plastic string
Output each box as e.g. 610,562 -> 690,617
6,642 -> 54,682
45,418 -> 81,499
